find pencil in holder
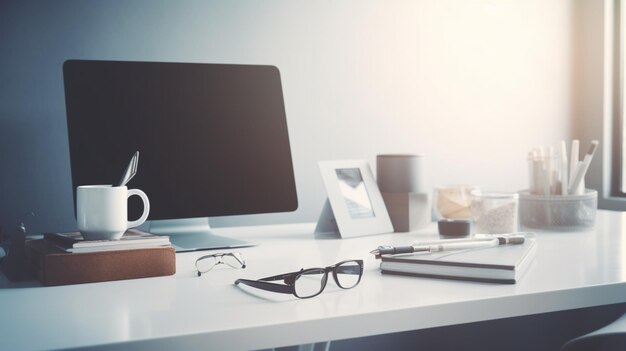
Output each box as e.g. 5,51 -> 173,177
518,189 -> 597,231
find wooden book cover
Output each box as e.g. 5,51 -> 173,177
25,239 -> 176,286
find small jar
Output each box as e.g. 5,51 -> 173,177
471,191 -> 519,234
433,185 -> 479,220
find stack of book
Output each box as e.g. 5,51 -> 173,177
380,238 -> 537,284
26,229 -> 175,286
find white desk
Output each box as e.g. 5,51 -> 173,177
2,210 -> 626,351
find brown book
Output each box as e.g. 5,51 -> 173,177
25,239 -> 176,286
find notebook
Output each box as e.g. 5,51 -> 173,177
380,238 -> 537,284
43,229 -> 170,253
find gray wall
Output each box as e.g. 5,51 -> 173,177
1,0 -> 574,235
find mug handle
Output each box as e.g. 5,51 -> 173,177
127,189 -> 150,229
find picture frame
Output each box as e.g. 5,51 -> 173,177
315,160 -> 393,238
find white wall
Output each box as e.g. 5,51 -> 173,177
0,0 -> 576,231
215,0 -> 575,226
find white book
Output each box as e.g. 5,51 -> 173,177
63,241 -> 172,253
380,238 -> 537,284
43,229 -> 170,253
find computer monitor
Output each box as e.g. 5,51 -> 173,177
63,60 -> 298,251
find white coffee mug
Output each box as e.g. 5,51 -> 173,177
77,185 -> 150,241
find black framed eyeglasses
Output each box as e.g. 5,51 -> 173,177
234,259 -> 363,298
195,252 -> 246,276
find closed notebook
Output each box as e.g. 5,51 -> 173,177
25,239 -> 176,286
44,229 -> 170,253
380,238 -> 537,284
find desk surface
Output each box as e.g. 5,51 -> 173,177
2,210 -> 626,351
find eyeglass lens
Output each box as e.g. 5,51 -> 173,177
293,260 -> 362,298
294,268 -> 328,298
334,260 -> 362,289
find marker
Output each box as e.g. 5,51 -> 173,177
568,140 -> 599,195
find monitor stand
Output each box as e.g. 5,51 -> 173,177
148,218 -> 254,252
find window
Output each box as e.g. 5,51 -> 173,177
579,0 -> 626,210
617,0 -> 626,195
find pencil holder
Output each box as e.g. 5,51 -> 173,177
519,189 -> 597,231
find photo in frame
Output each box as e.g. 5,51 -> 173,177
315,160 -> 393,238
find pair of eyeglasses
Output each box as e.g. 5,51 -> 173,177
234,259 -> 363,299
195,252 -> 246,276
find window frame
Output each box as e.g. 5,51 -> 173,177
606,0 -> 626,201
583,0 -> 626,211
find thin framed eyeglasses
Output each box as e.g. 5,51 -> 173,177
234,259 -> 363,298
196,252 -> 246,276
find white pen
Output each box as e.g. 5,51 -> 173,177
531,148 -> 541,194
568,140 -> 599,195
370,236 -> 525,258
543,145 -> 556,195
414,234 -> 527,246
560,140 -> 568,195
570,162 -> 583,195
569,139 -> 579,185
537,145 -> 550,195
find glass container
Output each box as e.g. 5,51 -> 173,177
471,191 -> 519,234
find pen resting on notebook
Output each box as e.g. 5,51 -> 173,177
371,236 -> 525,259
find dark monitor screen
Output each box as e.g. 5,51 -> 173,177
63,60 -> 298,221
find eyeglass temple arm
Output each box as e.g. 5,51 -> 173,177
258,269 -> 304,282
234,279 -> 293,294
231,255 -> 246,268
